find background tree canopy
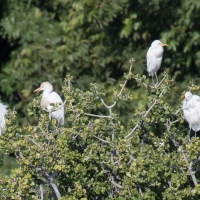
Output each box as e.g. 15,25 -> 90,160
1,0 -> 200,199
1,0 -> 200,123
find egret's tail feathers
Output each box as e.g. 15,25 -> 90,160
191,124 -> 200,133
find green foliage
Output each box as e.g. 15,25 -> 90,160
0,152 -> 18,175
2,0 -> 200,125
1,0 -> 200,199
1,61 -> 200,199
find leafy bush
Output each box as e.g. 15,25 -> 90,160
1,60 -> 200,199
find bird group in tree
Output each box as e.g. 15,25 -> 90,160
146,40 -> 200,138
0,40 -> 199,138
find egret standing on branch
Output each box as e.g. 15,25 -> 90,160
0,102 -> 8,135
34,82 -> 64,125
146,40 -> 168,85
182,91 -> 200,138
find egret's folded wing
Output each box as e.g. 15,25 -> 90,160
50,92 -> 65,125
50,92 -> 63,104
146,48 -> 152,69
193,95 -> 200,107
193,95 -> 200,101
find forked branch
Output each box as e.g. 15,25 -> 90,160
125,85 -> 166,139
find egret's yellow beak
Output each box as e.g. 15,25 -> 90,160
34,87 -> 42,92
161,43 -> 168,47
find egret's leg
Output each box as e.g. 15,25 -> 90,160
155,73 -> 159,85
57,118 -> 61,128
152,75 -> 154,85
49,112 -> 52,120
188,128 -> 191,140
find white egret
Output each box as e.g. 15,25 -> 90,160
182,91 -> 200,138
34,82 -> 64,125
0,102 -> 8,135
146,40 -> 168,85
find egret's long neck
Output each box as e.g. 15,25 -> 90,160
185,98 -> 194,109
153,46 -> 164,57
41,90 -> 51,107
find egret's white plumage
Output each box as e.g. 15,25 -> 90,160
0,102 -> 8,135
182,91 -> 200,137
34,82 -> 64,125
146,40 -> 168,85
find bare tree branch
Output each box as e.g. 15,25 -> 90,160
133,77 -> 148,88
111,180 -> 123,189
138,187 -> 143,195
86,150 -> 93,161
42,100 -> 67,112
175,108 -> 181,115
156,74 -> 167,88
84,113 -> 111,119
29,139 -> 41,148
125,86 -> 166,139
49,182 -> 62,200
117,58 -> 135,97
68,78 -> 71,91
93,135 -> 110,144
124,124 -> 139,139
100,98 -> 116,109
40,184 -> 44,200
182,149 -> 198,186
36,126 -> 47,137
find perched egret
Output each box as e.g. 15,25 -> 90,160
0,102 -> 8,135
182,91 -> 200,137
34,82 -> 64,125
146,40 -> 168,85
